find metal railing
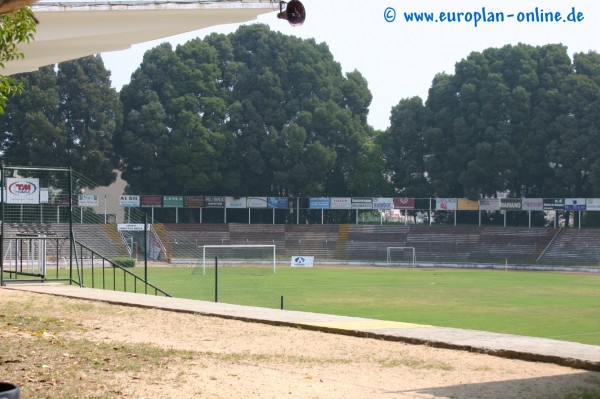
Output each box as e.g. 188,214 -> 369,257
73,240 -> 171,296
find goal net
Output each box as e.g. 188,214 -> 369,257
386,247 -> 416,267
201,245 -> 277,275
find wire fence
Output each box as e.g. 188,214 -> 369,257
3,166 -> 600,309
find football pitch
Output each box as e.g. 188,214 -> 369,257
79,265 -> 600,346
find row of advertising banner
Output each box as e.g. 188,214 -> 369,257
105,196 -> 600,211
436,198 -> 599,211
2,177 -> 598,212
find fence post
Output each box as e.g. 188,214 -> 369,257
1,164 -> 4,286
144,212 -> 148,294
68,167 -> 76,285
214,256 -> 218,303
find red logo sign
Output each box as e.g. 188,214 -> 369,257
8,180 -> 38,195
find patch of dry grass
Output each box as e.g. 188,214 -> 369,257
0,310 -> 191,398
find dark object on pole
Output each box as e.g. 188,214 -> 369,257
0,382 -> 20,399
277,0 -> 305,27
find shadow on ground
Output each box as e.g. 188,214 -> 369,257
393,372 -> 600,399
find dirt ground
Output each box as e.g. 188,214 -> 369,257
1,288 -> 600,399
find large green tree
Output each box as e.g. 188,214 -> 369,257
381,96 -> 432,197
117,24 -> 388,197
546,52 -> 600,198
384,43 -> 600,200
0,55 -> 121,185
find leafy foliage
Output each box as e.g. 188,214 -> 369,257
0,55 -> 121,186
384,43 -> 600,199
117,24 -> 389,197
0,8 -> 37,114
4,31 -> 600,220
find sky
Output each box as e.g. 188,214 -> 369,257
101,0 -> 600,131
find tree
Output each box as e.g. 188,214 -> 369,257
382,96 -> 432,197
117,24 -> 390,199
0,56 -> 121,186
0,8 -> 37,114
117,42 -> 240,195
0,65 -> 63,163
384,43 -> 598,202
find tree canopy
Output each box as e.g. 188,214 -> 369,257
0,55 -> 122,185
2,29 -> 600,214
117,24 -> 389,197
383,43 -> 600,199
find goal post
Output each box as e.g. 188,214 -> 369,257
202,244 -> 277,275
386,246 -> 416,268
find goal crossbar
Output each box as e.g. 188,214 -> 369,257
386,246 -> 416,267
202,245 -> 277,274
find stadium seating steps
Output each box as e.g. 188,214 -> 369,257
2,223 -> 129,263
4,223 -> 598,266
161,224 -> 600,266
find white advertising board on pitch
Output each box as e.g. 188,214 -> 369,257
291,256 -> 314,267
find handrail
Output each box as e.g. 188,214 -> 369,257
536,227 -> 564,262
149,225 -> 168,260
74,240 -> 171,297
119,231 -> 133,256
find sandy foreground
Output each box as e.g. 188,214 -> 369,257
1,288 -> 600,399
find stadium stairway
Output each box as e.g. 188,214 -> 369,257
151,223 -> 173,262
335,224 -> 350,259
73,224 -> 129,259
539,228 -> 600,265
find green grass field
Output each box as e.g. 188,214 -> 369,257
70,264 -> 600,346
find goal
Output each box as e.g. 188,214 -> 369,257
386,246 -> 416,268
201,245 -> 277,275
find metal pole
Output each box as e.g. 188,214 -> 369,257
68,167 -> 77,285
144,213 -> 148,293
214,256 -> 218,303
429,198 -> 432,226
1,164 -> 4,286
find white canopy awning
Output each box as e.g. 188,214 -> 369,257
4,0 -> 275,75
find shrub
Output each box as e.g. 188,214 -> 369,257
113,257 -> 136,268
